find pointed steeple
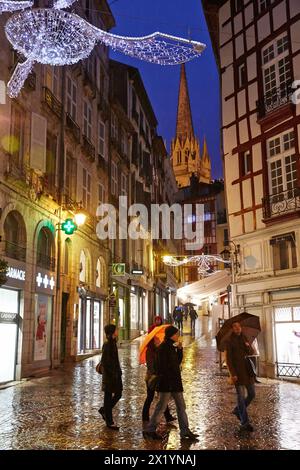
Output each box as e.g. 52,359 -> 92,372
176,64 -> 194,142
202,136 -> 210,161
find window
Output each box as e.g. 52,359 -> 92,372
258,0 -> 274,14
46,133 -> 57,194
37,227 -> 55,270
65,152 -> 77,201
45,67 -> 59,97
267,130 -> 297,198
83,100 -> 92,141
177,151 -> 182,164
121,173 -> 127,196
82,168 -> 91,211
10,103 -> 24,166
238,63 -> 247,88
241,150 -> 252,176
111,112 -> 118,141
98,183 -> 105,207
96,258 -> 105,288
4,211 -> 27,261
98,121 -> 105,158
121,128 -> 127,155
262,35 -> 291,107
232,0 -> 243,14
111,161 -> 118,196
271,234 -> 297,270
66,76 -> 77,121
224,229 -> 229,246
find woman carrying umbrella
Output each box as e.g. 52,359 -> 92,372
142,333 -> 175,423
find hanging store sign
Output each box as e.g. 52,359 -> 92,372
112,263 -> 126,276
131,269 -> 144,275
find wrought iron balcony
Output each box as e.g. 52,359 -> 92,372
257,83 -> 293,118
82,135 -> 96,162
263,187 -> 300,220
37,252 -> 55,271
42,87 -> 62,119
66,113 -> 80,142
5,241 -> 26,262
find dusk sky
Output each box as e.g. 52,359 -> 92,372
109,0 -> 222,179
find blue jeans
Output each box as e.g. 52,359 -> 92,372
234,384 -> 255,426
147,392 -> 189,436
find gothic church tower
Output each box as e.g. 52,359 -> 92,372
171,64 -> 211,188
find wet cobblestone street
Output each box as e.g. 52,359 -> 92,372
0,319 -> 300,450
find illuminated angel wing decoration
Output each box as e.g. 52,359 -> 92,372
0,0 -> 33,13
93,28 -> 206,65
53,0 -> 77,9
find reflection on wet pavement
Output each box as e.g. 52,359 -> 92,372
0,318 -> 299,450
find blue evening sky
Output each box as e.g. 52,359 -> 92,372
109,0 -> 222,179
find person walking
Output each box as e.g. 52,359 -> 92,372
175,307 -> 184,331
226,321 -> 256,432
142,336 -> 176,424
143,326 -> 199,441
98,324 -> 122,430
189,307 -> 198,331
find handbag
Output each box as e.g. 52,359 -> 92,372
245,356 -> 256,377
96,362 -> 104,374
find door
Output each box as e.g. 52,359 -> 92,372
60,293 -> 69,362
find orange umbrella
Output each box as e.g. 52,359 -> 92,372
139,324 -> 170,365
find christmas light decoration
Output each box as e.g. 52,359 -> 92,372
1,4 -> 205,97
0,0 -> 33,13
162,254 -> 231,276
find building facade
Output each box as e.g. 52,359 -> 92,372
0,0 -> 114,382
203,0 -> 300,378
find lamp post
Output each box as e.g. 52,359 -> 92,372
220,240 -> 240,318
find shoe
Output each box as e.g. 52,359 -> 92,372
240,423 -> 254,432
143,431 -> 163,440
106,424 -> 120,431
165,415 -> 176,423
181,430 -> 199,440
232,408 -> 240,421
98,407 -> 106,422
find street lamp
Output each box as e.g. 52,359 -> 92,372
73,208 -> 87,227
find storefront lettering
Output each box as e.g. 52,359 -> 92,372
0,311 -> 18,323
7,267 -> 26,282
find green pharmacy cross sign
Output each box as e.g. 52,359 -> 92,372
61,218 -> 78,235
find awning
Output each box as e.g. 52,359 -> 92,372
177,271 -> 231,304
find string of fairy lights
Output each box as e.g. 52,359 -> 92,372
162,255 -> 231,276
0,0 -> 206,98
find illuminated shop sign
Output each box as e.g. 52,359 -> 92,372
36,273 -> 55,290
7,267 -> 26,282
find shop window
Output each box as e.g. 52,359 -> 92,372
271,233 -> 297,271
4,211 -> 27,261
37,227 -> 55,270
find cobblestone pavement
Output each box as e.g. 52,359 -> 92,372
0,318 -> 300,450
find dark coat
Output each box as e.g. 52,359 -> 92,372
101,338 -> 122,393
145,343 -> 156,382
226,333 -> 255,386
155,338 -> 184,393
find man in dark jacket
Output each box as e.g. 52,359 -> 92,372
144,326 -> 198,440
98,324 -> 122,430
226,321 -> 256,432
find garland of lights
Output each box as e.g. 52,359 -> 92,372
0,2 -> 206,98
163,255 -> 231,276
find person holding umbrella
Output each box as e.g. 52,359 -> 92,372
226,321 -> 256,432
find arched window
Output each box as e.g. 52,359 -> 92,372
37,227 -> 55,270
64,238 -> 71,274
4,211 -> 27,261
96,257 -> 106,288
177,151 -> 181,164
79,250 -> 86,282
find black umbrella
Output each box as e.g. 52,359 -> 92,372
183,302 -> 197,307
216,312 -> 261,352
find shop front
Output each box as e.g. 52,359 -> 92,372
34,268 -> 56,367
274,305 -> 300,377
0,261 -> 25,383
77,288 -> 105,355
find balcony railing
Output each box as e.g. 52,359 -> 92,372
82,135 -> 96,162
37,252 -> 55,271
66,113 -> 80,142
42,87 -> 62,119
5,241 -> 26,262
276,363 -> 300,378
257,83 -> 293,118
263,187 -> 300,219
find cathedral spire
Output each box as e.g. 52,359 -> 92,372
176,64 -> 194,142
